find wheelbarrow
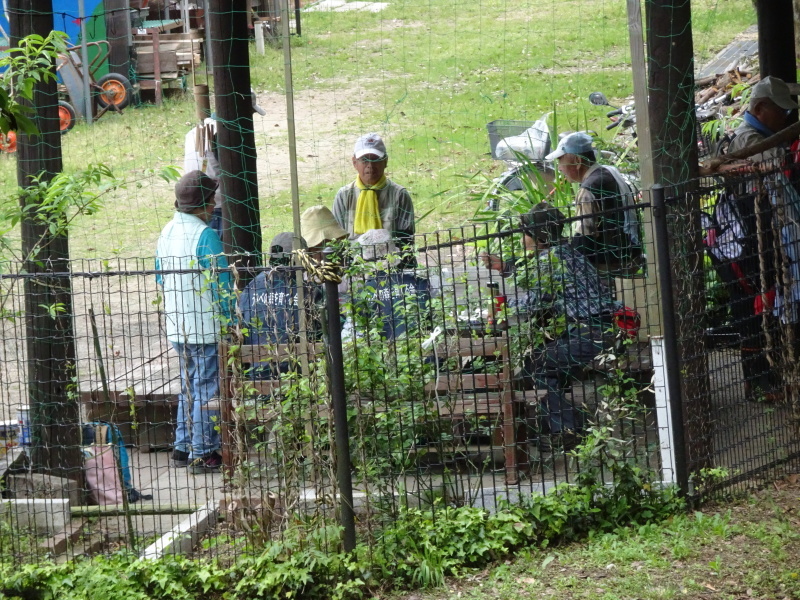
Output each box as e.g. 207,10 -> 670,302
55,40 -> 134,133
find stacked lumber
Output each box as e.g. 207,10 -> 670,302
695,68 -> 760,119
133,31 -> 203,80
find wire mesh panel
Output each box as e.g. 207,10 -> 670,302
0,198 -> 668,563
663,157 -> 800,497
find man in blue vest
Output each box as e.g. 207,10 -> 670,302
239,232 -> 324,377
156,171 -> 232,473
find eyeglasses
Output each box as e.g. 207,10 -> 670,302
355,155 -> 385,164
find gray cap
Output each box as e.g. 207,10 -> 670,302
270,232 -> 305,254
269,232 -> 305,265
750,76 -> 799,111
175,170 -> 218,213
545,131 -> 594,161
521,202 -> 565,243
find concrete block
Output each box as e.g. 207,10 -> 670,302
140,500 -> 218,560
0,498 -> 70,535
5,472 -> 81,507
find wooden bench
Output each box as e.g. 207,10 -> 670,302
425,336 -> 530,485
219,336 -> 533,484
80,346 -> 180,451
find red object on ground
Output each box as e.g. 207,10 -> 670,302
0,131 -> 17,153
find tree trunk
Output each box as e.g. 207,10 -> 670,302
209,0 -> 262,282
645,0 -> 712,480
10,0 -> 82,480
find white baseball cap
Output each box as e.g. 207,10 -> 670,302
353,132 -> 387,160
750,76 -> 798,111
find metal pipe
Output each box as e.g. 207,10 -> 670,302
78,0 -> 93,125
281,0 -> 311,383
651,184 -> 689,495
203,0 -> 213,71
281,0 -> 301,242
323,248 -> 357,553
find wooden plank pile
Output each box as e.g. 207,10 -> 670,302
134,31 -> 203,82
694,68 -> 760,119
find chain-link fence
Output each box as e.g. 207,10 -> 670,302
6,164 -> 800,565
0,201 -> 674,563
656,157 -> 800,498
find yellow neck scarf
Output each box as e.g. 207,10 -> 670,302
353,175 -> 387,234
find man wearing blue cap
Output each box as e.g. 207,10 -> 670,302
545,132 -> 641,274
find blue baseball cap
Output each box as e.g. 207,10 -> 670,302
545,131 -> 595,160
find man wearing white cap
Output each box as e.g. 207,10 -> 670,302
332,133 -> 415,261
545,132 -> 641,274
726,75 -> 797,161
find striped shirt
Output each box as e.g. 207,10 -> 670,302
507,242 -> 620,323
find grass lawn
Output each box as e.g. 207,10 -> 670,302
389,478 -> 800,600
0,0 -> 755,259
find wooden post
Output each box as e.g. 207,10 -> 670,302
756,0 -> 796,84
9,0 -> 83,481
645,0 -> 711,480
254,22 -> 265,55
209,0 -> 262,278
626,0 -> 660,336
755,0 -> 797,124
103,0 -> 132,79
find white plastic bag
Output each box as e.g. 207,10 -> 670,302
495,117 -> 551,161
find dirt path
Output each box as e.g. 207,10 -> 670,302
252,87 -> 374,199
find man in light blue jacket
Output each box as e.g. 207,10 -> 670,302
156,171 -> 232,473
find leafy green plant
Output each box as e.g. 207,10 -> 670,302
0,31 -> 68,135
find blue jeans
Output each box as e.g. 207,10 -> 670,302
171,342 -> 221,458
524,324 -> 608,434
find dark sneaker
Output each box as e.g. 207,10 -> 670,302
171,449 -> 189,467
537,435 -> 552,454
190,451 -> 223,474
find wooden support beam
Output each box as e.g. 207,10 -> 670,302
210,0 -> 262,279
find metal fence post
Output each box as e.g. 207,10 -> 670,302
651,184 -> 689,495
322,248 -> 357,552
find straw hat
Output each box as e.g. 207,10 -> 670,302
300,206 -> 348,248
